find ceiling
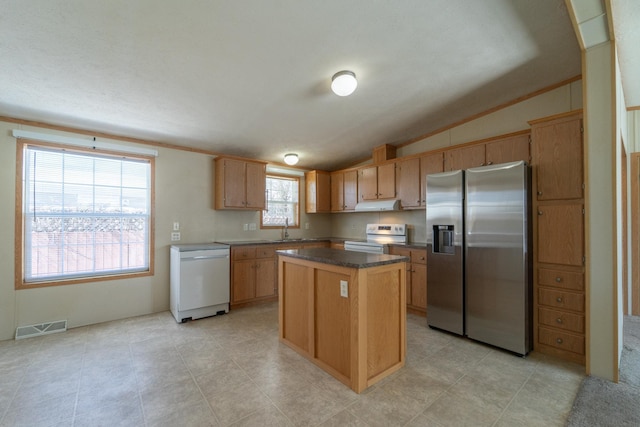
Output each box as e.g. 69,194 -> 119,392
0,1 -> 636,171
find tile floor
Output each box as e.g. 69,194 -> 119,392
0,303 -> 585,426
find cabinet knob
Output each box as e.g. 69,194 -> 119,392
556,338 -> 563,344
538,211 -> 543,215
556,297 -> 563,303
487,161 -> 493,165
480,162 -> 485,166
556,277 -> 562,282
537,191 -> 543,196
556,317 -> 563,324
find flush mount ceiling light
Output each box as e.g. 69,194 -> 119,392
283,153 -> 299,165
331,70 -> 357,96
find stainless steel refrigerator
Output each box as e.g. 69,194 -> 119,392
426,160 -> 532,355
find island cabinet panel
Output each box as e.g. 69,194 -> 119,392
366,269 -> 403,378
314,270 -> 351,378
278,253 -> 406,393
280,262 -> 313,353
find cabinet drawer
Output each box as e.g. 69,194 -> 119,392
410,250 -> 427,265
538,307 -> 585,333
390,247 -> 410,257
233,246 -> 256,260
538,268 -> 583,291
538,288 -> 584,312
256,246 -> 276,258
538,327 -> 585,355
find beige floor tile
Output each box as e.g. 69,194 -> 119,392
195,359 -> 253,395
270,385 -> 348,427
422,391 -> 501,427
347,387 -> 427,427
0,302 -> 587,427
1,391 -> 76,427
381,369 -> 449,408
207,379 -> 271,425
73,396 -> 144,427
141,377 -> 208,425
228,403 -> 293,427
318,409 -> 369,426
146,399 -> 220,427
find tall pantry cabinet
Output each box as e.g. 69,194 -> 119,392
530,112 -> 586,365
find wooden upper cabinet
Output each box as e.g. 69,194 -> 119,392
358,166 -> 378,201
214,157 -> 266,210
331,170 -> 358,212
445,144 -> 485,171
485,133 -> 531,165
420,153 -> 444,206
358,163 -> 396,201
330,171 -> 344,212
397,158 -> 421,208
532,115 -> 583,201
537,202 -> 584,267
305,170 -> 331,213
245,161 -> 266,209
343,170 -> 358,210
377,163 -> 396,199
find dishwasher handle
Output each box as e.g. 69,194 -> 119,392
182,254 -> 229,261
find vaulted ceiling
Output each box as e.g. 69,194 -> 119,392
0,1 -> 637,170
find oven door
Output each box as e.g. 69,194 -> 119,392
344,241 -> 387,254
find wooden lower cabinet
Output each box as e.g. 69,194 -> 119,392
231,242 -> 331,307
231,245 -> 277,306
390,246 -> 427,315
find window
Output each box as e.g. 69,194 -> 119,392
16,141 -> 153,287
262,175 -> 299,228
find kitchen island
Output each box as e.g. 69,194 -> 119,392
277,248 -> 408,393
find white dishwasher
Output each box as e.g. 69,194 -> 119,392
170,243 -> 230,323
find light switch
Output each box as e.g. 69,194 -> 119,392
249,223 -> 256,231
173,222 -> 180,231
340,280 -> 348,298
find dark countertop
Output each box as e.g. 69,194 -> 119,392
277,247 -> 408,269
215,238 -> 343,246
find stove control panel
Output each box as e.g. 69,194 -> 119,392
365,223 -> 407,236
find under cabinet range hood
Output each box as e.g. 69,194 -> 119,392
354,199 -> 401,212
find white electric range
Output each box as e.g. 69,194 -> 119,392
343,223 -> 407,254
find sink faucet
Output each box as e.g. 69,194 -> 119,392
283,218 -> 290,240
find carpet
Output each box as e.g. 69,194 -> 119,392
566,316 -> 640,427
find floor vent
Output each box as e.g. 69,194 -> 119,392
15,320 -> 67,340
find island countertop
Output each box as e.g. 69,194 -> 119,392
276,247 -> 408,269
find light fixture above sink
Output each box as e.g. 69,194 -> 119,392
283,153 -> 299,165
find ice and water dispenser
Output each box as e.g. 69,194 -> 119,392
432,225 -> 455,254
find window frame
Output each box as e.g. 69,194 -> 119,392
15,139 -> 155,289
260,173 -> 300,229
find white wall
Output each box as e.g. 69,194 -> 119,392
0,121 -> 332,341
583,41 -> 617,381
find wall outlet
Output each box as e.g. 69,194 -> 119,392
305,222 -> 310,229
173,222 -> 180,231
171,232 -> 181,241
340,280 -> 348,298
249,223 -> 256,231
243,224 -> 248,231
